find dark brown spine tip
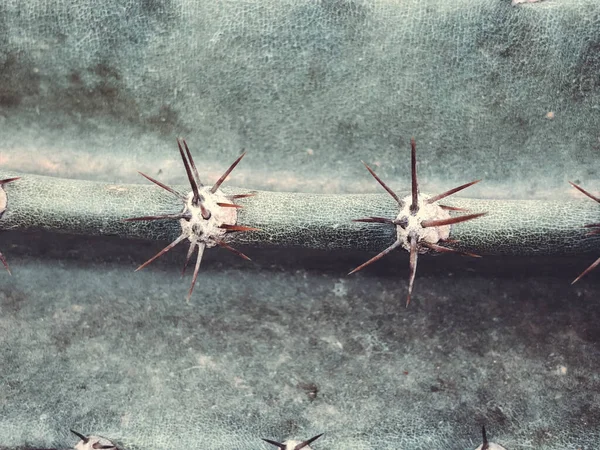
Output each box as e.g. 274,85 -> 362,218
135,234 -> 187,272
361,161 -> 403,206
427,180 -> 481,204
0,177 -> 21,185
70,429 -> 89,444
177,139 -> 201,204
230,193 -> 256,200
421,212 -> 487,229
216,202 -> 243,208
123,213 -> 190,222
439,204 -> 470,212
572,256 -> 600,284
584,223 -> 600,228
348,240 -> 401,275
296,433 -> 323,450
138,172 -> 185,200
481,425 -> 489,450
219,224 -> 260,232
421,241 -> 481,258
410,137 -> 419,214
217,240 -> 252,261
352,217 -> 395,224
181,139 -> 203,187
569,181 -> 600,203
262,438 -> 286,449
211,151 -> 246,194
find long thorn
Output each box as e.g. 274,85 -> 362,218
352,217 -> 395,224
123,213 -> 190,222
181,242 -> 196,276
181,139 -> 203,187
262,439 -> 286,449
361,161 -> 402,206
217,202 -> 243,209
407,233 -> 418,307
442,238 -> 460,244
296,433 -> 324,450
348,240 -> 402,275
138,172 -> 185,200
230,193 -> 256,200
217,240 -> 251,261
410,137 -> 419,214
427,180 -> 481,204
177,138 -> 201,203
584,223 -> 600,228
211,151 -> 246,194
572,257 -> 600,284
135,234 -> 187,272
421,241 -> 481,258
587,229 -> 600,236
0,177 -> 20,185
0,252 -> 12,276
482,425 -> 489,450
439,204 -> 469,212
219,224 -> 260,232
569,181 -> 600,203
421,212 -> 487,228
187,242 -> 205,301
70,430 -> 89,444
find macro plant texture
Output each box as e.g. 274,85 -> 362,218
1,1 -> 600,450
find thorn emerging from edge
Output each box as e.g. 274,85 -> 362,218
410,137 -> 418,214
128,140 -> 255,300
348,240 -> 401,276
211,151 -> 246,194
421,212 -> 487,229
219,224 -> 260,232
350,138 -> 484,305
70,430 -> 116,449
422,241 -> 481,259
0,177 -> 20,187
70,430 -> 89,444
262,433 -> 323,450
230,193 -> 256,200
361,161 -> 402,206
177,138 -> 201,203
569,181 -> 600,203
0,177 -> 20,275
216,202 -> 243,208
572,257 -> 600,285
427,180 -> 481,204
407,231 -> 418,305
569,181 -> 600,283
481,425 -> 489,450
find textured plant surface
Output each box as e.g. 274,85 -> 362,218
569,182 -> 600,283
1,1 -> 600,449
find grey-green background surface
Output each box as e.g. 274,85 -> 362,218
1,0 -> 599,449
